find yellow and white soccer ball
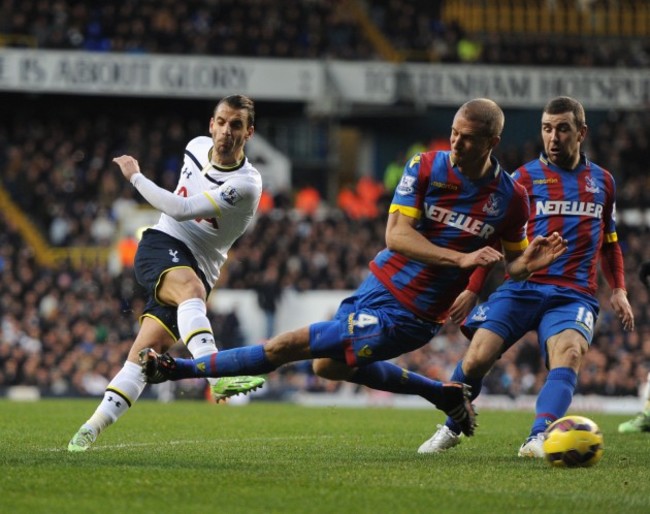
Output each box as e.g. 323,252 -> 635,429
542,415 -> 604,468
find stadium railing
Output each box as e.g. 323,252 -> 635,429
0,183 -> 110,269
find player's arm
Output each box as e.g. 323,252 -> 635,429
448,250 -> 496,323
495,178 -> 568,281
601,240 -> 635,331
449,231 -> 564,323
504,232 -> 568,281
448,230 -> 558,323
385,209 -> 503,268
113,155 -> 220,221
599,179 -> 634,330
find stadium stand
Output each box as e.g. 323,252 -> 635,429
0,0 -> 376,59
0,0 -> 648,400
2,0 -> 648,66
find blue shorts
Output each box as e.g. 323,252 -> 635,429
134,229 -> 211,340
309,273 -> 442,367
462,280 -> 599,364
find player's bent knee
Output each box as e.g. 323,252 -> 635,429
312,359 -> 329,377
548,335 -> 587,369
312,359 -> 351,380
463,349 -> 498,377
551,345 -> 584,369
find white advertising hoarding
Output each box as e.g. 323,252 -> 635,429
0,49 -> 324,101
1,49 -> 648,109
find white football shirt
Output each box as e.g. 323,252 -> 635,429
131,135 -> 262,285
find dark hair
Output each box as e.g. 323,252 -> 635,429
543,96 -> 586,128
216,95 -> 255,127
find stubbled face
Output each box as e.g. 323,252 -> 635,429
449,113 -> 495,172
541,111 -> 586,169
209,103 -> 253,165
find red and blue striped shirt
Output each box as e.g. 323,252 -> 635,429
514,153 -> 618,296
370,150 -> 529,323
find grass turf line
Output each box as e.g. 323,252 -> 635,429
0,399 -> 648,514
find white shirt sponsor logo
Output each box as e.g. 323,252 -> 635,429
424,203 -> 495,239
535,201 -> 602,218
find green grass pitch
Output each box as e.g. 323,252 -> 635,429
0,399 -> 648,514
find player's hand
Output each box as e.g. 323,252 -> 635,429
449,290 -> 479,324
521,232 -> 568,273
458,246 -> 503,270
113,155 -> 141,181
611,288 -> 635,331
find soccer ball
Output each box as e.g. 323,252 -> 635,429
542,415 -> 604,468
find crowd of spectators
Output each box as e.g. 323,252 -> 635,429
2,94 -> 649,251
1,197 -> 649,399
1,98 -> 649,400
1,0 -> 649,401
0,0 -> 374,60
0,210 -> 248,398
367,0 -> 650,66
0,96 -> 205,246
2,0 -> 649,67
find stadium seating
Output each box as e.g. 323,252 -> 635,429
0,0 -> 648,399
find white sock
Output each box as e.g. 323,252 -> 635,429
83,361 -> 147,435
180,298 -> 220,386
643,371 -> 650,413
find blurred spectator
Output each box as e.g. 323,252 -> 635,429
2,0 -> 646,66
295,185 -> 322,216
1,0 -> 377,60
1,0 -> 649,399
383,151 -> 406,193
116,234 -> 138,269
1,196 -> 648,398
255,264 -> 284,339
337,177 -> 385,220
257,189 -> 275,215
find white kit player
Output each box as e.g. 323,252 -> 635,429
68,95 -> 265,451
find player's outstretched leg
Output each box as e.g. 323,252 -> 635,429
176,298 -> 265,401
344,362 -> 477,440
139,348 -> 265,401
139,348 -> 181,383
436,382 -> 477,437
418,383 -> 477,454
210,376 -> 266,402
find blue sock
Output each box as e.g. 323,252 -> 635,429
529,367 -> 577,437
444,360 -> 483,434
174,345 -> 275,378
349,361 -> 443,403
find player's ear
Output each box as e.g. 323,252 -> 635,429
489,135 -> 501,150
245,125 -> 254,141
577,124 -> 588,143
